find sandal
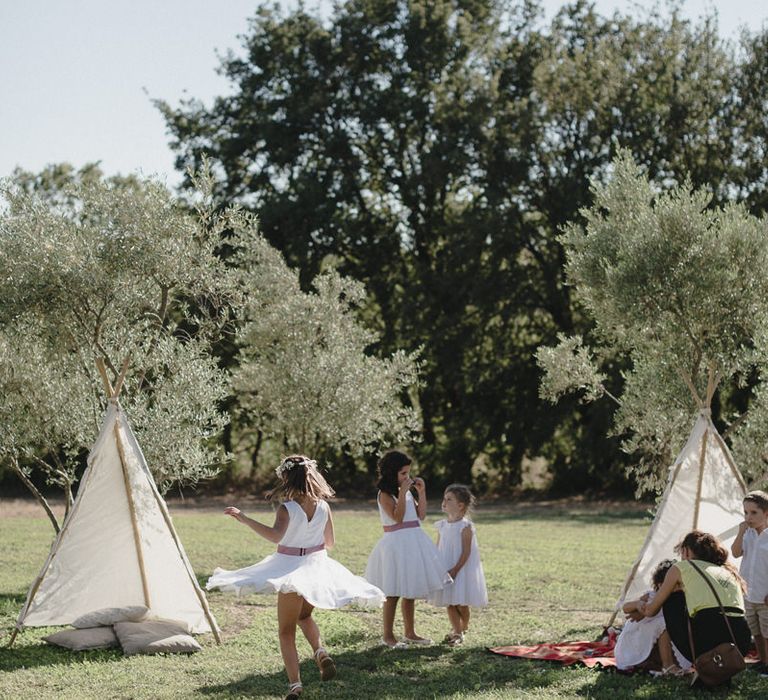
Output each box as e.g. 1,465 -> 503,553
284,681 -> 303,700
314,648 -> 337,681
402,636 -> 433,646
380,638 -> 408,649
445,632 -> 464,647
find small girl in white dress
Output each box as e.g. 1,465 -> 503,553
428,484 -> 488,645
365,450 -> 450,648
207,456 -> 385,700
615,559 -> 691,675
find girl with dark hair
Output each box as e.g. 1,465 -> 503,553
616,559 -> 690,674
365,450 -> 449,648
637,530 -> 751,676
207,456 -> 385,700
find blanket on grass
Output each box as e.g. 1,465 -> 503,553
488,639 -> 617,668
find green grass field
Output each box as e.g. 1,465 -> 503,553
1,500 -> 766,699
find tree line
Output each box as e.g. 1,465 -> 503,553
4,1 -> 768,511
157,0 -> 768,493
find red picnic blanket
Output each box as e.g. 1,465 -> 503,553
488,638 -> 616,668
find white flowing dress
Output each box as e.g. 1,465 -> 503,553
614,590 -> 691,670
428,517 -> 488,607
206,500 -> 385,609
364,491 -> 450,599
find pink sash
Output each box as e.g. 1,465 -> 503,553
276,543 -> 325,556
383,519 -> 420,533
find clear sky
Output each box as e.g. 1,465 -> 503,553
1,0 -> 765,187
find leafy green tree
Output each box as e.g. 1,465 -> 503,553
0,167 -> 240,530
230,217 -> 421,475
159,0 -> 758,492
537,152 -> 768,494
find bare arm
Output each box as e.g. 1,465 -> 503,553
448,525 -> 473,579
732,521 -> 748,558
641,565 -> 682,618
379,486 -> 411,523
413,477 -> 427,520
324,506 -> 335,549
224,504 -> 289,544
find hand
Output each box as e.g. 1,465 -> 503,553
626,610 -> 644,622
399,477 -> 415,492
738,520 -> 748,534
223,506 -> 244,520
413,477 -> 425,493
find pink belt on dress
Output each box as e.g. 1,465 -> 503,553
277,543 -> 325,556
382,519 -> 420,533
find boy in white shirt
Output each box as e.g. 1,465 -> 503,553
732,490 -> 768,673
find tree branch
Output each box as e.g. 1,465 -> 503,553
9,456 -> 60,533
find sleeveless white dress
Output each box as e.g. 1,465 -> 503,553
206,500 -> 385,609
364,491 -> 450,598
614,590 -> 691,670
428,517 -> 488,607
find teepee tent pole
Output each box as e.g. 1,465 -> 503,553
144,484 -> 222,644
113,419 -> 152,608
606,455 -> 687,627
711,429 -> 748,494
692,428 -> 709,529
95,358 -> 114,397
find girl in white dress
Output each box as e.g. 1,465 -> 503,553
365,450 -> 450,648
615,559 -> 691,675
207,456 -> 385,700
428,484 -> 488,645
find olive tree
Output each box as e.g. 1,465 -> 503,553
0,167 -> 240,530
537,152 -> 768,493
228,209 -> 421,476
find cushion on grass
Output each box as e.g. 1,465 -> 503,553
113,619 -> 202,655
43,626 -> 119,651
72,605 -> 148,628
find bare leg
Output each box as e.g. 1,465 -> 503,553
382,596 -> 400,645
758,634 -> 768,664
447,605 -> 463,636
277,592 -> 305,689
656,630 -> 675,669
297,599 -> 320,653
457,606 -> 470,633
402,598 -> 429,641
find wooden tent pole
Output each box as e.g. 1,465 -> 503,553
678,369 -> 703,408
113,418 -> 152,609
112,357 -> 131,399
95,358 -> 114,397
6,627 -> 19,648
607,456 -> 687,627
144,484 -> 223,644
711,429 -> 749,495
692,427 -> 709,529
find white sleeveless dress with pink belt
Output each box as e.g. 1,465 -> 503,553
207,500 -> 385,609
364,491 -> 450,598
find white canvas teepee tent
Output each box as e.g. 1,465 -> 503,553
612,408 -> 747,620
12,363 -> 220,644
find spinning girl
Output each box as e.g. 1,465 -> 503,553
207,456 -> 385,700
365,450 -> 450,648
428,484 -> 488,645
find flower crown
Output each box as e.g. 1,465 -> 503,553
275,456 -> 318,478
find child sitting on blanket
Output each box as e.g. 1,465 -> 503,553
615,559 -> 691,676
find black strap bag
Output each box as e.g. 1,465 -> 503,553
686,560 -> 746,687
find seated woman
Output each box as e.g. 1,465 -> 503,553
636,531 -> 751,672
615,559 -> 691,675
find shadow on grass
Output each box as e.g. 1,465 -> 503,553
0,639 -> 123,673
